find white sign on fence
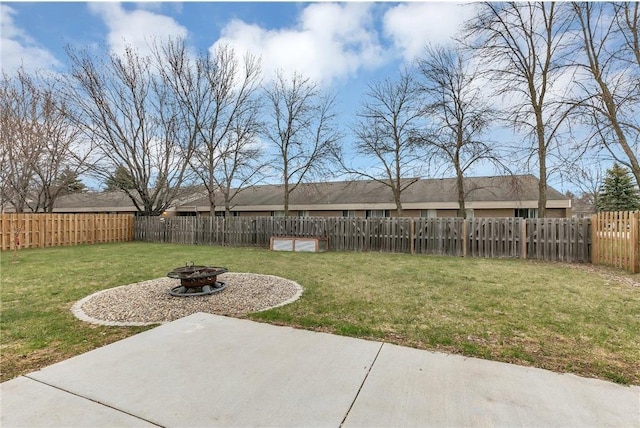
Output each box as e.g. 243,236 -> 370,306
270,236 -> 327,252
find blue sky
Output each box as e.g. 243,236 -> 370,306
2,2 -> 473,95
2,2 -> 473,73
2,1 -> 590,193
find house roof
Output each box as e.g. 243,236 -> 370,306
47,175 -> 570,213
53,191 -> 138,212
52,186 -> 204,213
178,174 -> 570,212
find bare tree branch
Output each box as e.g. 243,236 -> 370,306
415,44 -> 505,218
335,69 -> 424,216
263,71 -> 341,216
153,40 -> 264,215
462,2 -> 576,217
570,2 -> 640,188
1,68 -> 86,213
64,44 -> 194,215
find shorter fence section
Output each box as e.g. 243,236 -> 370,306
135,216 -> 592,263
415,217 -> 464,256
592,211 -> 639,273
0,213 -> 135,251
526,218 -> 591,263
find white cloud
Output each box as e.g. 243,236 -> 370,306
0,4 -> 61,74
383,2 -> 475,61
88,2 -> 188,57
213,3 -> 386,86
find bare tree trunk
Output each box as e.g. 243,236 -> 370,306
536,116 -> 548,217
283,181 -> 290,217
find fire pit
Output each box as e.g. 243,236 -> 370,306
167,262 -> 228,297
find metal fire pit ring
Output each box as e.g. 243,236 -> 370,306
167,263 -> 228,297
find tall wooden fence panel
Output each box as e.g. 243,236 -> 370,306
134,216 -> 592,263
1,213 -> 135,251
592,211 -> 639,273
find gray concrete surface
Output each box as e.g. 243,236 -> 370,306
343,343 -> 639,427
1,376 -> 156,427
2,312 -> 639,427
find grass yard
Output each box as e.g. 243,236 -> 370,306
1,242 -> 639,384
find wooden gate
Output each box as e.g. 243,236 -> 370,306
591,211 -> 640,273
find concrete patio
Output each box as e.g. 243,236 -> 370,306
2,313 -> 638,427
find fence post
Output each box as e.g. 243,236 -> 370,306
410,218 -> 415,255
520,219 -> 527,259
591,214 -> 598,264
631,212 -> 639,274
462,219 -> 468,257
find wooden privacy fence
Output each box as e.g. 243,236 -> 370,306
592,211 -> 639,273
414,217 -> 590,262
135,216 -> 592,263
0,213 -> 135,251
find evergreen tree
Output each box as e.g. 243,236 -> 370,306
105,165 -> 136,191
55,167 -> 86,194
596,163 -> 640,212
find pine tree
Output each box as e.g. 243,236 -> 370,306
105,166 -> 136,191
55,167 -> 86,194
596,163 -> 640,212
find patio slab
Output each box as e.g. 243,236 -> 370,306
2,313 -> 639,427
342,342 -> 640,427
16,313 -> 381,427
0,376 -> 155,427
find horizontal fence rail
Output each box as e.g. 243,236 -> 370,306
134,216 -> 593,263
1,213 -> 135,251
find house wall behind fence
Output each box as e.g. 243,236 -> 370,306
1,213 -> 135,251
134,216 -> 592,263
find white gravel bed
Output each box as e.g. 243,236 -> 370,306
72,273 -> 303,327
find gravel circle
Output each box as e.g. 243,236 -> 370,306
72,273 -> 303,326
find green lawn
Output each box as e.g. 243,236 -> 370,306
1,242 -> 639,384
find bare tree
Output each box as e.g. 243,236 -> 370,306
337,70 -> 424,216
154,40 -> 264,215
416,45 -> 502,218
0,68 -> 84,213
463,2 -> 576,217
65,45 -> 193,216
30,80 -> 88,212
563,159 -> 603,210
215,117 -> 267,216
0,68 -> 40,212
263,71 -> 341,216
570,2 -> 640,188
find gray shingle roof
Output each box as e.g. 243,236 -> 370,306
51,175 -> 568,211
185,174 -> 566,208
53,191 -> 137,210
